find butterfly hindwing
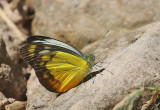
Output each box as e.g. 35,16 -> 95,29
33,51 -> 90,92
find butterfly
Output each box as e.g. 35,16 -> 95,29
20,36 -> 95,93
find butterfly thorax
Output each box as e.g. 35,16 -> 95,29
85,54 -> 95,71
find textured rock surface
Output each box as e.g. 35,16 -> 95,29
0,16 -> 27,100
0,17 -> 23,59
26,22 -> 160,110
26,0 -> 160,49
0,39 -> 27,101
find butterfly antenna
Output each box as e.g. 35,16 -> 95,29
92,30 -> 114,75
93,30 -> 110,53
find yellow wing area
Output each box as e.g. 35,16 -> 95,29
35,51 -> 90,93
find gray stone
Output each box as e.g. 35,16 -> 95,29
26,22 -> 160,110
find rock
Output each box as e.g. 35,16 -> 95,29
5,101 -> 27,110
0,39 -> 27,101
0,17 -> 23,60
26,0 -> 160,49
0,7 -> 27,101
0,39 -> 11,65
25,22 -> 160,110
0,92 -> 7,110
0,92 -> 15,110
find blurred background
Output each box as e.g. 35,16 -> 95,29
1,0 -> 160,62
1,0 -> 160,51
0,0 -> 160,109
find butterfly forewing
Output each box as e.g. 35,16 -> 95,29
27,36 -> 86,59
20,44 -> 53,66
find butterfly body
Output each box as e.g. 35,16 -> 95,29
20,36 -> 95,93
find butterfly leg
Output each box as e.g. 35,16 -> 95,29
74,86 -> 79,92
94,62 -> 113,75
